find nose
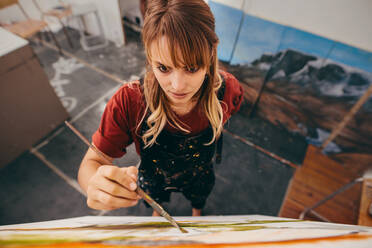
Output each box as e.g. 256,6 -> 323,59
170,70 -> 187,92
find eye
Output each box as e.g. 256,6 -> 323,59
185,66 -> 199,73
157,64 -> 169,73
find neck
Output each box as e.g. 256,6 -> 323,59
171,100 -> 197,116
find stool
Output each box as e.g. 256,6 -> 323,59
70,2 -> 108,51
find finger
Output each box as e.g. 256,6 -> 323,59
98,166 -> 137,191
87,198 -> 116,211
97,189 -> 139,208
119,167 -> 138,189
87,198 -> 137,211
93,189 -> 139,209
95,176 -> 138,200
126,166 -> 139,181
86,186 -> 115,211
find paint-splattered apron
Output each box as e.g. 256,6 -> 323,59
138,78 -> 225,209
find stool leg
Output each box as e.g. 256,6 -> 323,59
46,26 -> 63,55
43,29 -> 51,42
74,10 -> 108,51
59,19 -> 73,48
36,32 -> 43,46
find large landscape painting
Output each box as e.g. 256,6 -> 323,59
231,49 -> 372,154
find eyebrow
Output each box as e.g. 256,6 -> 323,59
153,61 -> 173,67
154,61 -> 199,71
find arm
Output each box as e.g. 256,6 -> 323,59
79,83 -> 143,210
78,147 -> 140,210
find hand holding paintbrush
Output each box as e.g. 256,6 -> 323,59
84,163 -> 140,210
65,121 -> 187,233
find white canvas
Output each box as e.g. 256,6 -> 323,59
1,215 -> 372,247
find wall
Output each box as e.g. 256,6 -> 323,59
245,0 -> 372,53
119,0 -> 143,27
212,0 -> 372,53
211,0 -> 372,72
118,0 -> 210,28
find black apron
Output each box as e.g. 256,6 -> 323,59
137,77 -> 225,209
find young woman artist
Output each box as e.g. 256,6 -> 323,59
78,0 -> 243,216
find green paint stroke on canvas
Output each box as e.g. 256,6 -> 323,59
244,220 -> 304,224
34,219 -> 303,231
0,234 -> 76,246
87,219 -> 302,231
88,222 -> 256,230
0,234 -> 137,246
232,226 -> 266,231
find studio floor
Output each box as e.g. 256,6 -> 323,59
0,26 -> 308,225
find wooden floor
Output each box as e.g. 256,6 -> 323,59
279,144 -> 363,224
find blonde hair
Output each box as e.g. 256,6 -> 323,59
139,0 -> 223,148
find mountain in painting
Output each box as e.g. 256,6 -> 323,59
227,49 -> 372,156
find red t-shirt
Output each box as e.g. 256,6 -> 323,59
92,71 -> 243,158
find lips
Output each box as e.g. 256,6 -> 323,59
169,92 -> 189,99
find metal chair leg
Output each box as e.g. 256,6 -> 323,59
299,177 -> 364,221
71,3 -> 108,51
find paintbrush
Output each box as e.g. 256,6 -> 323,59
64,121 -> 187,233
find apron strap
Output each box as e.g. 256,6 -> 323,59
215,75 -> 225,164
215,132 -> 223,164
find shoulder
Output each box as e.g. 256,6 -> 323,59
220,70 -> 239,84
220,70 -> 241,98
92,80 -> 143,158
111,80 -> 143,105
219,70 -> 244,117
105,80 -> 145,123
108,80 -> 144,112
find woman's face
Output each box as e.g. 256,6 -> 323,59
149,37 -> 207,107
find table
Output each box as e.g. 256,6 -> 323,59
0,27 -> 69,167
